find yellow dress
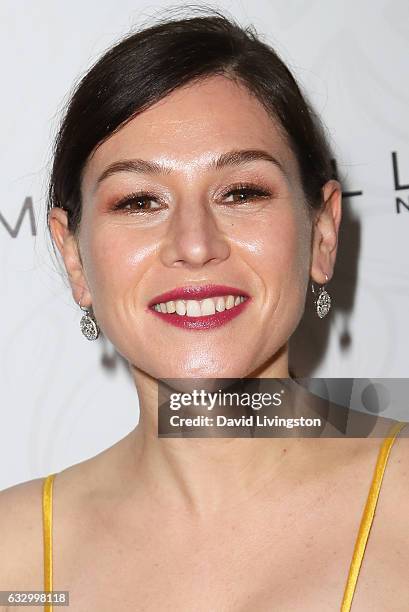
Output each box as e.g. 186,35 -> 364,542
42,421 -> 408,612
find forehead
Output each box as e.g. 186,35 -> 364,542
82,74 -> 299,191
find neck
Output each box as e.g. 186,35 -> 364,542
122,349 -> 312,517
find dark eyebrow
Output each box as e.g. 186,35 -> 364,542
94,149 -> 288,190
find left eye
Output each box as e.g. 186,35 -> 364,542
223,185 -> 271,204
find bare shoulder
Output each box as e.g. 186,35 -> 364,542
368,417 -> 409,486
0,477 -> 45,590
373,423 -> 409,543
0,441 -> 122,597
382,423 -> 409,489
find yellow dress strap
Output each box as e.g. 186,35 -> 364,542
341,420 -> 408,611
42,473 -> 56,612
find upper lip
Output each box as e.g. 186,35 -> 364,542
148,284 -> 250,307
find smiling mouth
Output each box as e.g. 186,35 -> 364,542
148,293 -> 250,330
151,294 -> 247,317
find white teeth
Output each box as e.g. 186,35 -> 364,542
166,300 -> 176,313
225,295 -> 235,309
186,300 -> 201,317
215,296 -> 226,312
175,300 -> 186,315
153,294 -> 247,317
201,298 -> 216,316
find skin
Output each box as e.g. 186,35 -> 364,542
1,75 -> 409,611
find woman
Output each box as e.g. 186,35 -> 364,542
1,7 -> 408,611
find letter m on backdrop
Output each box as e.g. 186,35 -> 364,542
0,197 -> 36,237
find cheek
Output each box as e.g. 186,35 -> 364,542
249,208 -> 310,285
81,224 -> 153,308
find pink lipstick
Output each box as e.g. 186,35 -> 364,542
146,284 -> 251,330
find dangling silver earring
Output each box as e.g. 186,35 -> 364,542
311,274 -> 332,318
78,298 -> 100,341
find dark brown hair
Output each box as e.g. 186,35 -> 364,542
47,4 -> 335,244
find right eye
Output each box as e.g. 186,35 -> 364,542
112,192 -> 163,213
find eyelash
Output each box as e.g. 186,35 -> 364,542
111,182 -> 273,213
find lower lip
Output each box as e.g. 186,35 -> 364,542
146,298 -> 251,330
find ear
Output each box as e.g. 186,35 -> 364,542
310,179 -> 342,284
48,207 -> 92,308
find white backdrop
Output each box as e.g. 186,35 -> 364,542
1,0 -> 408,490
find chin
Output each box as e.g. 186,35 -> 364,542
156,362 -> 252,382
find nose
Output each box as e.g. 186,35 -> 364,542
159,199 -> 231,270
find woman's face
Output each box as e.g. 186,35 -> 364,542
67,75 -> 325,379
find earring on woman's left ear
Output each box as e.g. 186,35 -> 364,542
311,274 -> 331,318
